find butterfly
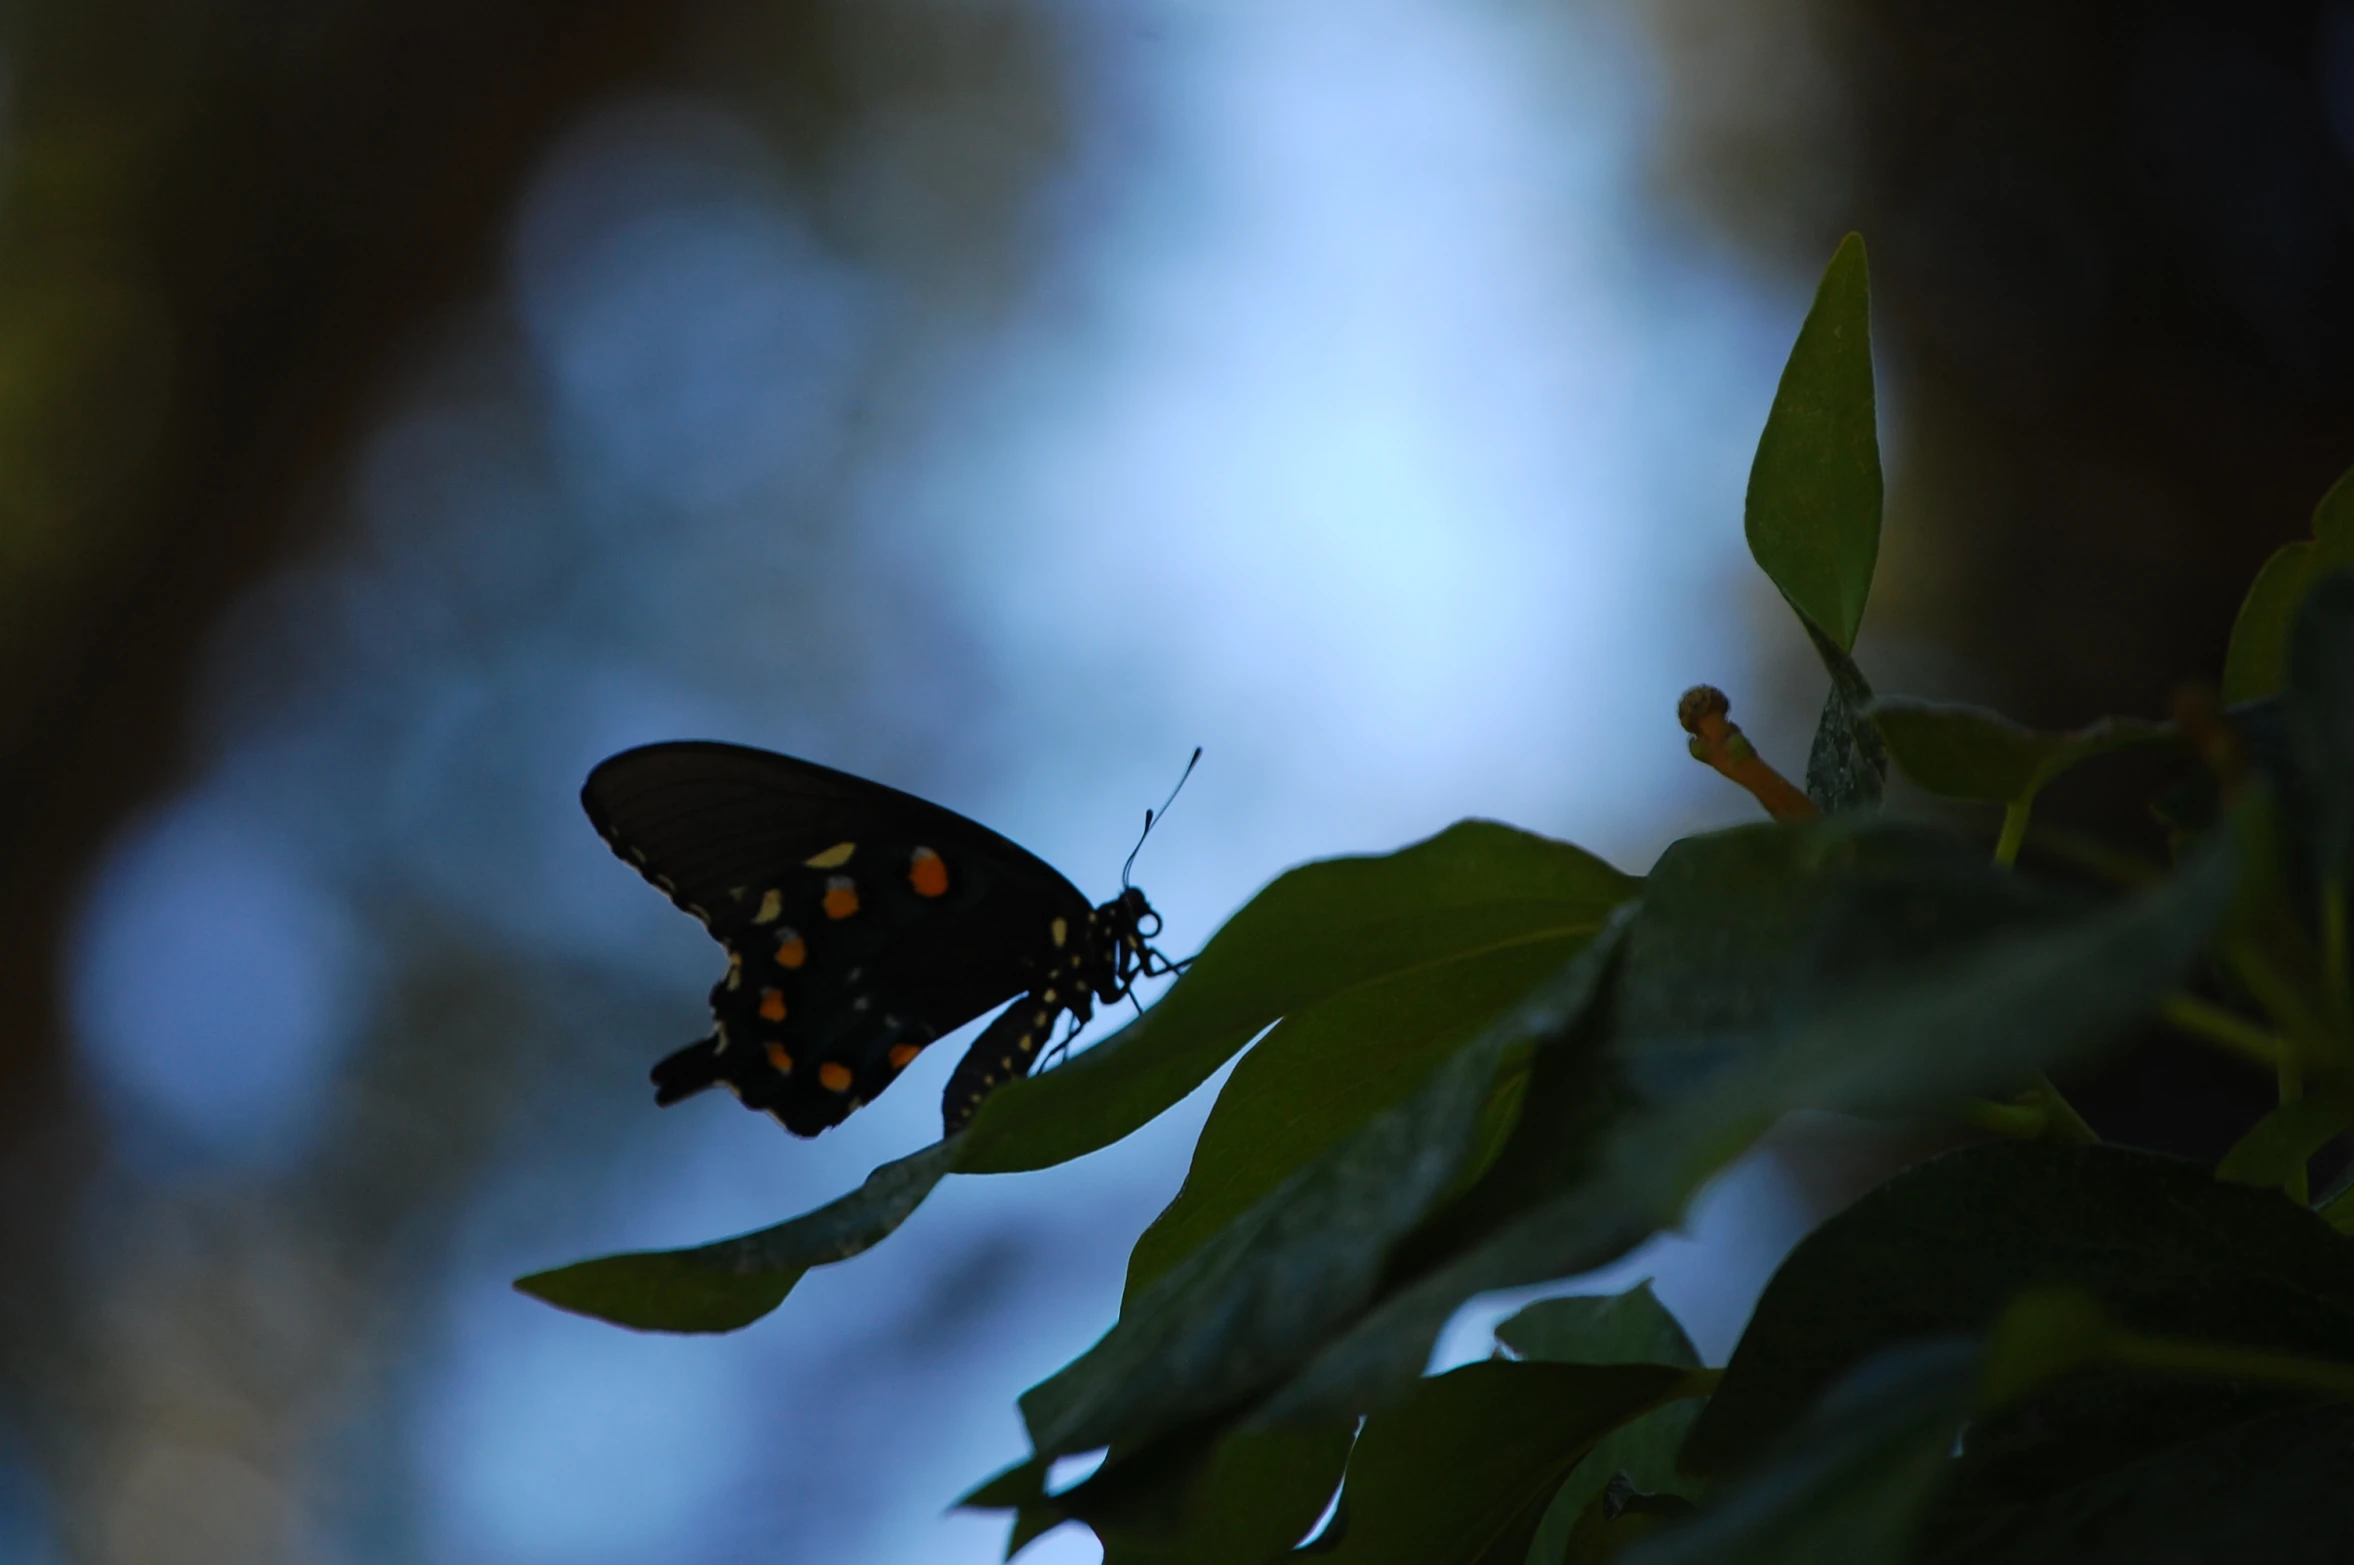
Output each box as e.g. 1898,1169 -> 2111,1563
582,742 -> 1187,1137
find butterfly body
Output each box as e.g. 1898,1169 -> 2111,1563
582,742 -> 1165,1137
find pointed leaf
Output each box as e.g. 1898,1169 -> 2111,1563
964,1423 -> 1356,1565
954,1456 -> 1067,1560
957,821 -> 1635,1175
2222,460 -> 2354,703
1868,697 -> 2176,806
1319,1360 -> 1700,1565
1497,1281 -> 1699,1370
1745,233 -> 1882,653
513,1137 -> 956,1332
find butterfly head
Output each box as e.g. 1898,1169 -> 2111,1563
1091,884 -> 1185,999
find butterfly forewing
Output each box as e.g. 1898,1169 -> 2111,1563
584,742 -> 1096,1135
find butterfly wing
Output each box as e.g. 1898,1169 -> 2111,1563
585,742 -> 1093,1135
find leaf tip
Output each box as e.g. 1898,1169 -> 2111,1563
509,1252 -> 795,1334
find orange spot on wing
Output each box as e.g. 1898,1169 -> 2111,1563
765,1042 -> 794,1074
909,846 -> 949,898
773,930 -> 806,968
888,1042 -> 921,1069
758,989 -> 787,1023
818,1061 -> 854,1092
823,876 -> 860,920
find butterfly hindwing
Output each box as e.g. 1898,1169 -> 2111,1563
585,743 -> 1096,1135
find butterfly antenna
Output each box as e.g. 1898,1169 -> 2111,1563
1122,746 -> 1203,889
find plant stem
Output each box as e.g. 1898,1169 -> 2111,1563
2028,1074 -> 2098,1144
2278,1058 -> 2311,1203
2325,876 -> 2349,1033
2227,939 -> 2339,1067
2014,827 -> 2161,887
2157,992 -> 2292,1069
2107,1330 -> 2354,1400
1993,797 -> 2032,868
1979,792 -> 2094,1141
1959,1097 -> 2048,1139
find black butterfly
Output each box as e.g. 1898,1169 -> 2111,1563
582,742 -> 1183,1137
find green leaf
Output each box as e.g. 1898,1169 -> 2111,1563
1619,1340 -> 1975,1565
2215,1093 -> 2346,1189
1801,622 -> 1887,814
955,1456 -> 1065,1560
1537,1408 -> 1704,1565
1318,1360 -> 1700,1565
1017,920 -> 1633,1460
1498,1283 -> 1705,1565
512,1137 -> 956,1332
1612,819 -> 1991,1044
1745,232 -> 1882,654
956,821 -> 1636,1175
1497,1281 -> 1700,1369
1126,933 -> 1595,1302
1094,1423 -> 1356,1565
958,1454 -> 1049,1512
2222,460 -> 2354,703
963,1423 -> 1357,1565
1684,1142 -> 2354,1476
1868,697 -> 2176,806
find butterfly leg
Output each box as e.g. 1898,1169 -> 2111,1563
941,992 -> 1064,1135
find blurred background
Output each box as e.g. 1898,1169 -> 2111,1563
1,1 -> 2349,1560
